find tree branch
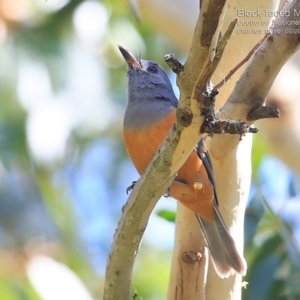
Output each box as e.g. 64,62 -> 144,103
104,0 -> 230,299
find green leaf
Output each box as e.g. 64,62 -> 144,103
156,209 -> 176,223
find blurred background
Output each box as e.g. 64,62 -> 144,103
0,0 -> 300,299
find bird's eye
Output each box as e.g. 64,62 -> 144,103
147,65 -> 158,73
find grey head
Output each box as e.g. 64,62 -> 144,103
119,46 -> 178,129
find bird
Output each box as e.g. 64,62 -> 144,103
118,45 -> 247,278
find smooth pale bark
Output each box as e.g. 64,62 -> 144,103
208,2 -> 300,296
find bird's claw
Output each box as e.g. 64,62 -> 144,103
164,187 -> 171,197
126,181 -> 137,194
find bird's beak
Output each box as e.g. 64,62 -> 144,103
118,45 -> 141,68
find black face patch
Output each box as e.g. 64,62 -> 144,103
147,64 -> 158,74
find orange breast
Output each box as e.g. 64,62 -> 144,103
123,110 -> 176,174
123,109 -> 214,221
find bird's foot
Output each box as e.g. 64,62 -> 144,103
126,181 -> 137,194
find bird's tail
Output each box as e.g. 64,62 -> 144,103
195,206 -> 247,278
